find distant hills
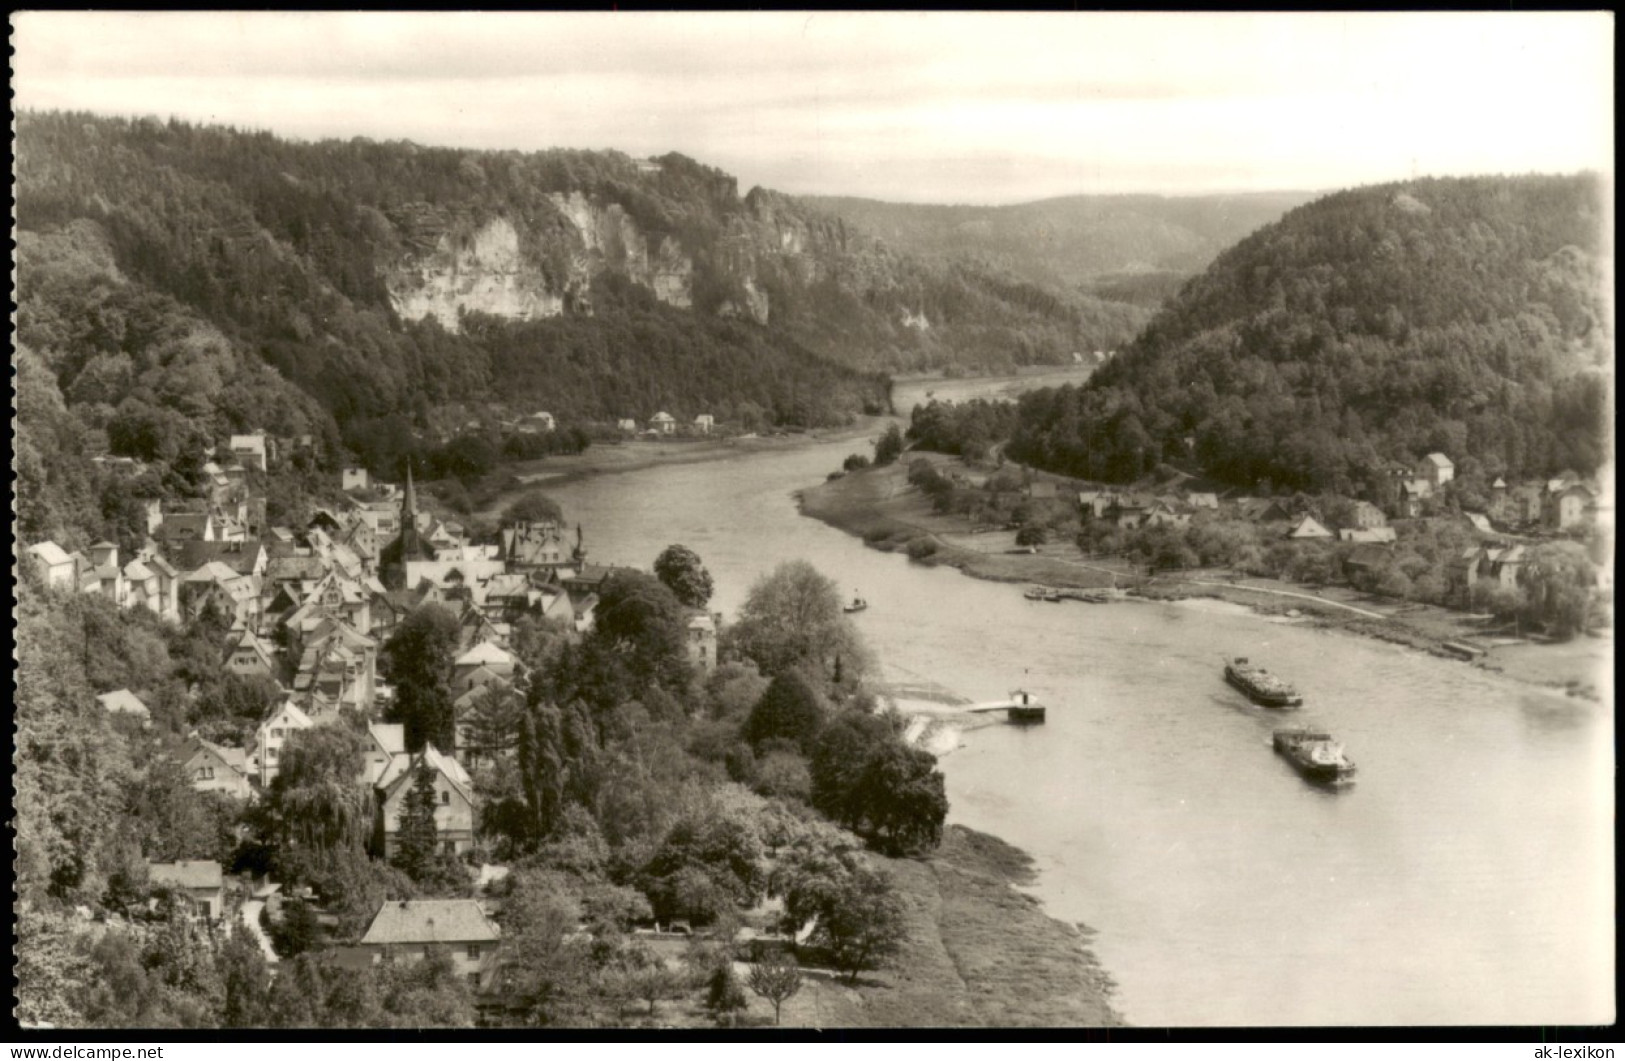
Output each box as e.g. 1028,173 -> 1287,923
1008,174 -> 1612,493
802,191 -> 1316,297
15,111 -> 1167,451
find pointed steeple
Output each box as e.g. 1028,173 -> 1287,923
399,460 -> 422,562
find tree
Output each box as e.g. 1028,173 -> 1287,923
638,811 -> 766,925
874,423 -> 905,466
384,604 -> 460,752
707,964 -> 750,1027
1015,523 -> 1048,548
730,560 -> 870,680
747,951 -> 802,1025
653,544 -> 714,609
270,897 -> 323,960
504,491 -> 565,526
588,570 -> 693,695
218,930 -> 272,1027
848,741 -> 948,856
264,726 -> 373,869
742,670 -> 826,753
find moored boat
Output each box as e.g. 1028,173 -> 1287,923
844,595 -> 868,613
1273,728 -> 1356,782
1024,586 -> 1062,602
1224,656 -> 1304,707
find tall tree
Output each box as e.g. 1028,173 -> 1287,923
588,570 -> 693,695
384,604 -> 460,752
742,670 -> 826,753
654,544 -> 715,609
730,560 -> 870,680
391,763 -> 442,882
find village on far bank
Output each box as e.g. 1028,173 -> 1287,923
824,411 -> 1612,695
21,415 -> 762,1019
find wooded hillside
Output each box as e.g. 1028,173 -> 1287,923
1008,175 -> 1612,493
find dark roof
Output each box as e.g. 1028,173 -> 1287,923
174,540 -> 264,575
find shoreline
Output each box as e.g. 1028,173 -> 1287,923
799,460 -> 1610,704
470,417 -> 887,522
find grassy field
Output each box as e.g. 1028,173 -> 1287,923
631,826 -> 1123,1030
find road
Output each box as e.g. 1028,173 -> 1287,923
1172,578 -> 1388,619
239,893 -> 280,964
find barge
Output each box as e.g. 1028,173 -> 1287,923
1224,656 -> 1304,707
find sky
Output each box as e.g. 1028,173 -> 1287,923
12,11 -> 1615,205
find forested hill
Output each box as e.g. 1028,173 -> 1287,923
16,112 -> 1145,439
802,191 -> 1315,298
1007,174 -> 1612,494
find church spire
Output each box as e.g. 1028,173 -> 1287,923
400,460 -> 421,560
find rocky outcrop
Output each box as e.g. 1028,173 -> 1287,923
385,194 -> 695,331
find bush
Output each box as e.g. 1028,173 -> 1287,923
842,453 -> 871,472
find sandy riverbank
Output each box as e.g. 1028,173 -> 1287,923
800,461 -> 1611,703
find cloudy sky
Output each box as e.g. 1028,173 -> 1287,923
13,11 -> 1614,204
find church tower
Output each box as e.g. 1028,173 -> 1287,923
400,461 -> 421,560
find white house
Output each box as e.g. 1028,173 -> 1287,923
651,412 -> 677,435
342,467 -> 371,492
97,688 -> 151,722
27,540 -> 77,590
617,418 -> 638,433
1417,453 -> 1455,488
694,414 -> 715,434
230,433 -> 271,472
183,740 -> 253,800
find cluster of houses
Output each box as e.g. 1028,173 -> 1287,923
488,408 -> 717,439
619,411 -> 715,436
1073,453 -> 1606,541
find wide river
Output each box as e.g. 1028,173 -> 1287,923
543,401 -> 1613,1027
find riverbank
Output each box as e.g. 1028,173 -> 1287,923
471,418 -> 888,522
800,461 -> 1611,703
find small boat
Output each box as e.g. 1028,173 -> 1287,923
1273,728 -> 1356,782
844,596 -> 868,613
1024,586 -> 1062,602
1224,656 -> 1303,707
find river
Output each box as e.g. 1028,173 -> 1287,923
541,400 -> 1614,1027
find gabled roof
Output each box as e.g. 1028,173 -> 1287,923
97,689 -> 150,717
359,900 -> 499,947
123,559 -> 155,581
368,723 -> 407,758
175,540 -> 264,576
455,641 -> 515,668
147,860 -> 224,891
187,739 -> 249,774
1287,515 -> 1333,539
377,743 -> 474,803
1422,452 -> 1454,468
264,701 -> 315,731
